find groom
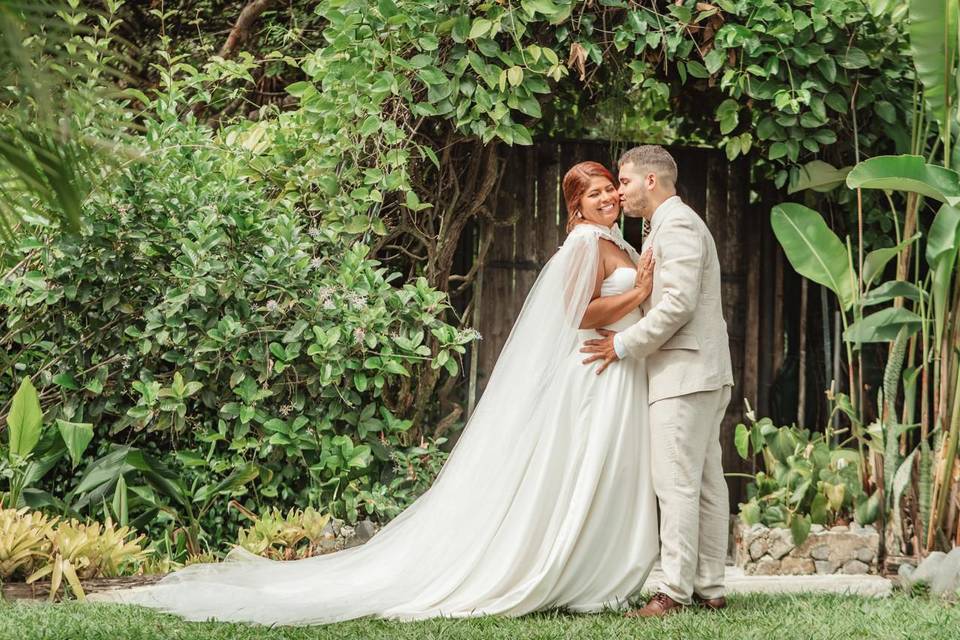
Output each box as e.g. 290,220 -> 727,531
581,145 -> 734,617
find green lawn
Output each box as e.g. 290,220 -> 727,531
1,594 -> 957,640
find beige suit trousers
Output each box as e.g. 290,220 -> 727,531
649,385 -> 731,604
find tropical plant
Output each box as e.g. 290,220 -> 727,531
0,505 -> 148,601
0,505 -> 54,580
232,501 -> 332,560
735,408 -> 868,545
767,0 -> 960,556
2,377 -> 94,510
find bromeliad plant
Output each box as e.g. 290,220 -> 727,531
735,408 -> 867,545
0,505 -> 148,601
231,501 -> 332,560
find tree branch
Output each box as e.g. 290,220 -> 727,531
219,0 -> 277,59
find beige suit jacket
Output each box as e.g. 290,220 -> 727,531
618,198 -> 734,403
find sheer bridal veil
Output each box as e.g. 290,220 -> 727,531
101,223 -> 638,624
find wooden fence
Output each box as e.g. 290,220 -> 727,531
453,140 -> 772,507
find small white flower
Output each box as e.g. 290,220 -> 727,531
265,300 -> 279,313
468,329 -> 483,341
308,227 -> 322,239
836,457 -> 848,470
310,257 -> 323,270
348,293 -> 367,309
353,327 -> 366,344
279,404 -> 292,416
322,297 -> 336,310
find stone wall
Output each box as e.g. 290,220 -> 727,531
734,522 -> 880,575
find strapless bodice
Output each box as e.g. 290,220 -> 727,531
586,266 -> 643,333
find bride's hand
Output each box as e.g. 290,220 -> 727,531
635,248 -> 655,299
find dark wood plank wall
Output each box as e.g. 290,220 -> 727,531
460,140 -> 776,507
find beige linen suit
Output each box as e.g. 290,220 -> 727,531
618,196 -> 734,604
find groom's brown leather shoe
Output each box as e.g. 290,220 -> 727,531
625,592 -> 685,618
693,594 -> 727,610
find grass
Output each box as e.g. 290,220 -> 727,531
0,593 -> 958,640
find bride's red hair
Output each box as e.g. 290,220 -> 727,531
562,161 -> 616,232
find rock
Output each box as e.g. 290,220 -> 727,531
830,525 -> 849,532
780,557 -> 816,575
319,535 -> 337,552
753,557 -> 781,576
768,529 -> 795,560
811,544 -> 831,561
930,547 -> 960,597
856,547 -> 877,564
910,551 -> 947,586
815,560 -> 836,574
841,560 -> 870,574
810,524 -> 825,534
354,519 -> 377,544
749,537 -> 769,560
827,534 -> 869,566
898,562 -> 916,580
322,518 -> 343,537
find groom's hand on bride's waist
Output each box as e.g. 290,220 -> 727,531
581,328 -> 620,375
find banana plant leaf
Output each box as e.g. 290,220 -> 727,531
843,307 -> 923,344
926,204 -> 960,350
846,155 -> 960,206
862,280 -> 925,306
771,203 -> 857,310
909,0 -> 959,151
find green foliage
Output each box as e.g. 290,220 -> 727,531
1,377 -> 92,510
0,108 -> 472,543
735,414 -> 869,545
0,505 -> 147,601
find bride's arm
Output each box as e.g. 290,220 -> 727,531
579,250 -> 654,330
580,285 -> 648,330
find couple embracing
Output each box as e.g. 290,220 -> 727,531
98,145 -> 734,625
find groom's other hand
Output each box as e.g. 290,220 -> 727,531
581,328 -> 619,374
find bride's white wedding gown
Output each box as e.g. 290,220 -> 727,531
95,224 -> 659,625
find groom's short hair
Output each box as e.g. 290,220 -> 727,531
618,145 -> 678,187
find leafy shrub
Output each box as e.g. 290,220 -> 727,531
0,113 -> 474,543
735,412 -> 875,544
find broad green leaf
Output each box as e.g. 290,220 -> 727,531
843,307 -> 923,344
863,280 -> 925,306
113,474 -> 129,527
771,203 -> 857,310
909,0 -> 958,151
740,500 -> 761,525
863,233 -> 920,287
925,204 -> 960,267
734,423 -> 750,459
7,378 -> 43,458
790,513 -> 812,545
55,419 -> 94,469
810,493 -> 828,525
469,18 -> 492,40
823,482 -> 845,511
846,155 -> 960,206
926,205 -> 960,351
787,160 -> 851,194
854,490 -> 880,525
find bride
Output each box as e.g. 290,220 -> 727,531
96,161 -> 660,625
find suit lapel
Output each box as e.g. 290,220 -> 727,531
641,197 -> 680,252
